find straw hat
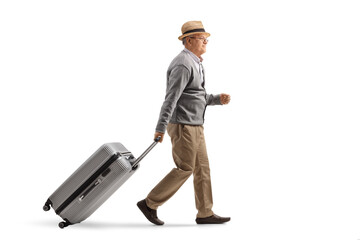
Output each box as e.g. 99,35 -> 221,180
178,21 -> 210,40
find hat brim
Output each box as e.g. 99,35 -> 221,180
178,32 -> 210,40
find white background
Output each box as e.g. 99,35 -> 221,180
1,0 -> 360,239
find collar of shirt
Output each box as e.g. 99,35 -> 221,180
183,48 -> 203,64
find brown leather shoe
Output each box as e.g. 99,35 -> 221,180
137,199 -> 164,225
196,214 -> 231,224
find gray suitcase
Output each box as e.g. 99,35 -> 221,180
43,137 -> 160,228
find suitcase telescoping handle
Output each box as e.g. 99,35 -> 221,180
132,136 -> 161,169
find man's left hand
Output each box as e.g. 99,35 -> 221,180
220,93 -> 231,105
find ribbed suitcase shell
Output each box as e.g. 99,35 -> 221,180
45,142 -> 137,226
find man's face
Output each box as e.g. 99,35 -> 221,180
187,33 -> 208,57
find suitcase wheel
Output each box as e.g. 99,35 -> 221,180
43,205 -> 50,211
43,199 -> 52,211
58,221 -> 70,229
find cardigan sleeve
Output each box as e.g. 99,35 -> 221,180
206,94 -> 222,106
155,65 -> 190,133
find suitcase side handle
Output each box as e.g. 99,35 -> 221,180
132,136 -> 161,169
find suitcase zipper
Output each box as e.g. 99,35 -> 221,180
55,152 -> 121,215
79,179 -> 101,201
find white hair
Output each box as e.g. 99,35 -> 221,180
182,37 -> 187,46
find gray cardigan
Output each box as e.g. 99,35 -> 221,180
155,50 -> 221,133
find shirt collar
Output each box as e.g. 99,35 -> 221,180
183,48 -> 203,63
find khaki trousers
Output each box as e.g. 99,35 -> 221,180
146,123 -> 214,218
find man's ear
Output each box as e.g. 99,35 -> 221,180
186,37 -> 192,46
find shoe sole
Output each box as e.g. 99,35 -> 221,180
196,218 -> 231,224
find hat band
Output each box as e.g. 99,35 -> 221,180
183,28 -> 205,35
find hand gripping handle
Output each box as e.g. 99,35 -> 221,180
132,136 -> 161,169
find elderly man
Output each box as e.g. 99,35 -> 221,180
137,21 -> 231,225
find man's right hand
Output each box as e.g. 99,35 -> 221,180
154,132 -> 164,143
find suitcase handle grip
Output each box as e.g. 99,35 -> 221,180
132,137 -> 161,169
